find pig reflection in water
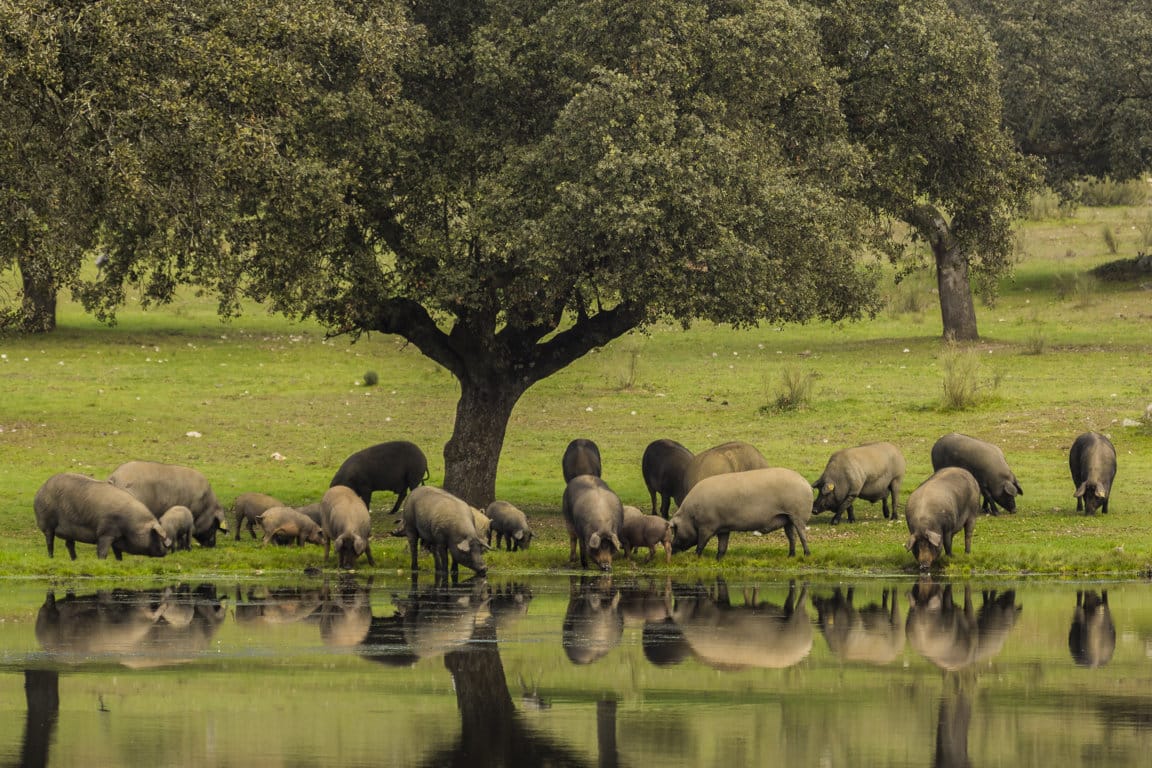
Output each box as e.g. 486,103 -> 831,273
317,579 -> 374,648
1069,590 -> 1115,668
905,581 -> 1022,671
358,576 -> 492,666
36,585 -> 227,666
671,580 -> 812,670
813,587 -> 905,665
562,576 -> 624,665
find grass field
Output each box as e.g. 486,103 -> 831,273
2,201 -> 1151,578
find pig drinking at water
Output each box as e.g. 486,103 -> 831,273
930,433 -> 1022,515
329,440 -> 429,514
321,486 -> 375,570
1069,431 -> 1117,515
403,485 -> 490,577
641,439 -> 693,518
670,468 -> 812,560
904,467 -> 981,570
562,439 -> 602,483
108,460 -> 227,546
562,475 -> 624,571
812,441 -> 906,523
485,501 -> 533,551
34,473 -> 171,560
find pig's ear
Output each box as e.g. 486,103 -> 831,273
456,538 -> 472,553
478,538 -> 491,552
904,535 -> 917,552
354,536 -> 367,556
588,533 -> 601,550
926,530 -> 943,548
1094,486 -> 1107,499
609,534 -> 622,551
1073,482 -> 1087,499
1014,479 -> 1023,495
824,482 -> 835,494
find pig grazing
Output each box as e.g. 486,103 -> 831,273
108,461 -> 227,547
232,492 -> 285,540
562,439 -> 602,483
295,502 -> 324,525
321,485 -> 376,570
485,500 -> 533,551
621,514 -> 673,564
158,505 -> 194,552
403,485 -> 489,576
1069,431 -> 1117,515
563,475 -> 624,571
258,506 -> 326,546
904,467 -> 981,570
930,433 -> 1023,515
34,473 -> 171,560
681,440 -> 770,496
670,468 -> 812,560
329,440 -> 429,514
812,441 -> 906,524
641,439 -> 693,518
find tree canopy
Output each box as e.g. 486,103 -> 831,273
1,0 -> 1034,502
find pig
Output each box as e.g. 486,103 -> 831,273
681,440 -> 770,496
1069,590 -> 1114,668
1069,431 -> 1117,515
930,433 -> 1023,515
562,438 -> 602,483
904,467 -> 981,570
620,514 -> 673,564
232,492 -> 285,540
812,441 -> 906,524
34,473 -> 171,560
641,438 -> 693,518
670,467 -> 812,560
562,474 -> 624,571
485,500 -> 533,551
402,485 -> 489,577
295,501 -> 324,525
257,506 -> 326,546
321,485 -> 376,570
471,508 -> 491,541
158,505 -> 194,552
108,461 -> 227,547
329,440 -> 429,514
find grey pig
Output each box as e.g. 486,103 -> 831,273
232,492 -> 285,540
329,440 -> 429,514
108,460 -> 228,547
562,438 -> 602,483
641,438 -> 693,518
158,505 -> 194,552
403,485 -> 489,577
485,500 -> 533,551
1069,431 -> 1116,515
812,441 -> 906,524
681,440 -> 770,497
670,467 -> 812,560
930,433 -> 1022,515
34,473 -> 171,560
562,475 -> 624,571
904,467 -> 981,570
321,485 -> 376,570
621,514 -> 673,564
258,506 -> 327,546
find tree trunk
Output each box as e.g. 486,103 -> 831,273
17,254 -> 57,333
442,377 -> 526,508
934,240 -> 979,342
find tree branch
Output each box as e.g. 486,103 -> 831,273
526,301 -> 645,384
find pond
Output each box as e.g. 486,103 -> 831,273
0,574 -> 1149,767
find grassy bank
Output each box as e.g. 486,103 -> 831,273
2,203 -> 1151,578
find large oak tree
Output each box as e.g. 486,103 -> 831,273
2,1 -> 1032,504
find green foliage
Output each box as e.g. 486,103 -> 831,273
1025,188 -> 1071,221
362,370 -> 379,387
938,344 -> 999,410
762,367 -> 817,413
1078,177 -> 1150,208
1101,225 -> 1120,255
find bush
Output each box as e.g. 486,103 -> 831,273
1102,225 -> 1119,255
362,370 -> 379,386
939,344 -> 999,411
1077,177 -> 1149,207
1024,188 -> 1069,220
761,367 -> 817,413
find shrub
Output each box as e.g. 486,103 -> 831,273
1102,225 -> 1119,255
761,367 -> 817,413
1022,331 -> 1047,356
939,344 -> 999,411
1025,188 -> 1067,220
1077,177 -> 1149,207
362,370 -> 379,386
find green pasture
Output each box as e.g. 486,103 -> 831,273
2,203 -> 1151,578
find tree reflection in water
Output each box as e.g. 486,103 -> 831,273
14,670 -> 58,768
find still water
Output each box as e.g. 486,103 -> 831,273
0,574 -> 1148,767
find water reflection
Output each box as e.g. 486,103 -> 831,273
905,582 -> 1023,671
14,670 -> 58,768
562,575 -> 623,665
935,675 -> 973,768
813,586 -> 904,665
1069,590 -> 1115,668
359,575 -> 492,666
35,585 -> 226,667
670,579 -> 812,670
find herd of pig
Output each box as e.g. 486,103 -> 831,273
30,429 -> 1117,572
